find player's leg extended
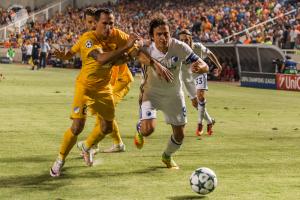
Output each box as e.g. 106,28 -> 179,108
80,91 -> 115,165
103,82 -> 131,152
134,101 -> 157,149
50,119 -> 86,177
197,90 -> 214,135
134,118 -> 156,149
50,83 -> 87,177
79,116 -> 113,166
162,125 -> 184,169
196,89 -> 205,136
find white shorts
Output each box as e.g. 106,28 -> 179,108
140,92 -> 187,126
194,73 -> 208,90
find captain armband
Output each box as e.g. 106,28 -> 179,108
185,53 -> 200,65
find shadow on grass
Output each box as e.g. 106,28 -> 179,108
168,195 -> 208,200
0,165 -> 165,191
82,165 -> 165,178
0,155 -> 52,163
0,172 -> 68,191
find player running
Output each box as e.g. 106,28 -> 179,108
50,8 -> 172,177
134,16 -> 208,169
179,29 -> 222,136
55,7 -> 132,153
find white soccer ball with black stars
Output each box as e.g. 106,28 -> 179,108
189,167 -> 217,195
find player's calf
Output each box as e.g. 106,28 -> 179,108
207,118 -> 215,136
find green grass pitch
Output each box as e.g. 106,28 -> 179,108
0,64 -> 300,200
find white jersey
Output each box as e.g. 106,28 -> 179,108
193,42 -> 211,60
182,42 -> 211,91
140,38 -> 200,125
142,38 -> 197,96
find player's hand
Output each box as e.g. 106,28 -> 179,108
191,60 -> 208,74
126,33 -> 140,49
191,97 -> 198,109
53,48 -> 66,60
152,60 -> 174,83
213,68 -> 221,77
112,52 -> 131,65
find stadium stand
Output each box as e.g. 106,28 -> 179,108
0,0 -> 299,80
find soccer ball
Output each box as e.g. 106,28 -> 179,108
189,167 -> 217,195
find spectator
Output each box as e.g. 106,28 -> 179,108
39,39 -> 50,69
31,37 -> 40,70
26,40 -> 32,65
21,41 -> 27,64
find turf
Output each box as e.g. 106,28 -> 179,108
0,64 -> 300,200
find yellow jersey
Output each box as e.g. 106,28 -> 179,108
71,28 -> 129,89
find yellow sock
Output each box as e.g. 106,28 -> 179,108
85,118 -> 106,149
111,120 -> 123,145
59,128 -> 77,161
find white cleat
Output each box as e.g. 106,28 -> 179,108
50,158 -> 65,177
101,143 -> 126,153
77,141 -> 93,166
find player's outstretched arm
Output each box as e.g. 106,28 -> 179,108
53,48 -> 76,60
88,33 -> 139,66
208,52 -> 222,76
136,50 -> 174,82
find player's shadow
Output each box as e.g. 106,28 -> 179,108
168,195 -> 208,200
0,172 -> 69,191
81,165 -> 166,178
0,155 -> 88,191
0,155 -> 52,163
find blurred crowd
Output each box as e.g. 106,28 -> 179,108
0,0 -> 299,80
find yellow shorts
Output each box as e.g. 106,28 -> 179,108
113,79 -> 131,105
71,82 -> 115,121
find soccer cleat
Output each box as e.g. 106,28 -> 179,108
77,141 -> 93,166
101,143 -> 126,153
77,141 -> 99,156
134,132 -> 144,149
162,153 -> 179,169
195,123 -> 203,136
207,118 -> 216,136
50,158 -> 65,177
134,120 -> 144,149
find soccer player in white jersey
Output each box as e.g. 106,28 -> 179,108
179,29 -> 222,136
134,17 -> 209,169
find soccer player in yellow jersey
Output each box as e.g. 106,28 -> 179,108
50,8 -> 173,177
56,7 -> 132,154
50,8 -> 139,177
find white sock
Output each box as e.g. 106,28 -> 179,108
198,100 -> 206,124
164,135 -> 182,157
204,109 -> 213,124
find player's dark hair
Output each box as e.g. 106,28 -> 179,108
94,8 -> 113,21
149,17 -> 169,38
84,7 -> 97,19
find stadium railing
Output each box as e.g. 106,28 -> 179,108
0,0 -> 73,41
215,8 -> 299,44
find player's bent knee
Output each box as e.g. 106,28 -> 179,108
101,120 -> 113,134
71,119 -> 85,135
